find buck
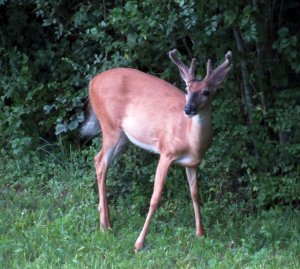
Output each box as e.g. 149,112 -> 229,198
82,49 -> 232,250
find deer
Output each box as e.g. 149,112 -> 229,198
81,49 -> 232,250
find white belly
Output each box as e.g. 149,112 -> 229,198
124,131 -> 160,154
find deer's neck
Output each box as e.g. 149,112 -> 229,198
189,106 -> 212,156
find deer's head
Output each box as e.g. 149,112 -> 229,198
169,49 -> 232,117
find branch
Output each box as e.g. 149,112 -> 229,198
233,28 -> 253,121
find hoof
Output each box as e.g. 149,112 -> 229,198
196,233 -> 205,237
100,223 -> 112,231
196,230 -> 205,237
134,241 -> 144,251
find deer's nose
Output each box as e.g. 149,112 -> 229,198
184,104 -> 196,117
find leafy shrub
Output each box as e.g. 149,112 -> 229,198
1,0 -> 299,210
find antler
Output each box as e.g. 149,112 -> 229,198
205,51 -> 232,86
169,49 -> 196,84
206,59 -> 212,77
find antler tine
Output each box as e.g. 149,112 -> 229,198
189,58 -> 196,78
169,49 -> 190,83
169,49 -> 198,84
206,59 -> 212,77
205,50 -> 233,86
169,49 -> 189,71
210,51 -> 232,77
225,51 -> 232,62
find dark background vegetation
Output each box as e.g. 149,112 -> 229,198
1,0 -> 299,210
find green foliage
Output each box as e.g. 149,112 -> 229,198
0,1 -> 299,215
1,151 -> 299,268
273,27 -> 300,73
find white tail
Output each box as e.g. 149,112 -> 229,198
84,49 -> 232,250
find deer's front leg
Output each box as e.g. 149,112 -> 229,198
134,156 -> 172,250
186,167 -> 204,236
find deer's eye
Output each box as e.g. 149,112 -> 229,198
203,89 -> 210,96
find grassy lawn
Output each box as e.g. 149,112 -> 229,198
1,151 -> 299,268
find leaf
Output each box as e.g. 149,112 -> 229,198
277,27 -> 289,37
224,10 -> 236,25
43,104 -> 54,114
55,124 -> 67,135
68,120 -> 79,131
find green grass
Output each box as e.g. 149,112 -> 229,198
1,150 -> 299,268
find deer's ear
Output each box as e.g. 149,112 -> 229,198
205,51 -> 232,87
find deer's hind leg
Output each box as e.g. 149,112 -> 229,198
95,132 -> 128,230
